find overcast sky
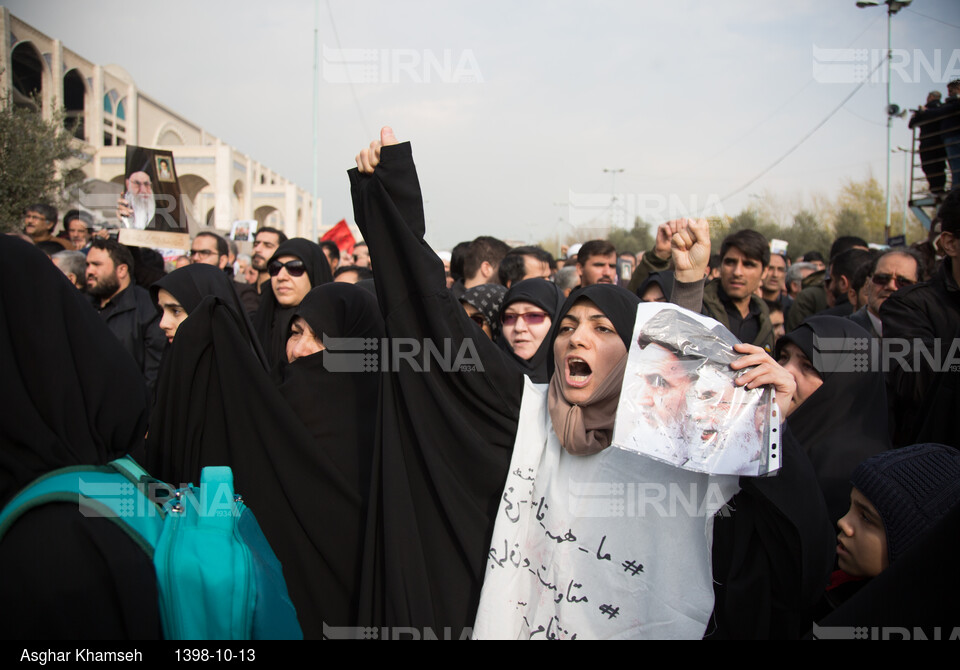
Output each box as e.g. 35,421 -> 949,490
8,0 -> 960,250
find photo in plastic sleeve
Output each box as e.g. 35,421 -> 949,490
230,219 -> 255,242
612,303 -> 780,477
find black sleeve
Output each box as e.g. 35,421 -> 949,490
348,143 -> 523,632
348,142 -> 524,434
708,431 -> 835,639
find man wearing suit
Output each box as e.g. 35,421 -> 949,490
849,249 -> 922,338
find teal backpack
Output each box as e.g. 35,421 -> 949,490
0,457 -> 303,640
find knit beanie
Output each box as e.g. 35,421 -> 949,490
851,444 -> 960,563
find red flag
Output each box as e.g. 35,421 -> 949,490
319,219 -> 356,257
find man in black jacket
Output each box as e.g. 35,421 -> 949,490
86,239 -> 164,397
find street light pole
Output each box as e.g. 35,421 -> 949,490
856,0 -> 911,243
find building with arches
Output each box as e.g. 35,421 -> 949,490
0,7 -> 316,238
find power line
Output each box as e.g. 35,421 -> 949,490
841,106 -> 887,127
671,13 -> 884,176
719,54 -> 888,204
905,7 -> 960,30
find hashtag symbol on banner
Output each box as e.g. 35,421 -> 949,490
599,604 -> 620,620
621,559 -> 644,576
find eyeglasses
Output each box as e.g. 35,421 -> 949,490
871,273 -> 915,290
268,259 -> 307,277
501,311 -> 549,326
467,314 -> 489,329
189,249 -> 219,259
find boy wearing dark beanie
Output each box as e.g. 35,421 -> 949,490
837,443 -> 960,579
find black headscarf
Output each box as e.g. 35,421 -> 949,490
151,263 -> 266,369
253,238 -> 333,370
544,284 -> 640,375
278,283 -> 384,496
497,278 -> 567,383
0,235 -> 159,638
146,293 -> 365,636
0,236 -> 149,505
776,315 -> 891,523
637,270 -> 675,302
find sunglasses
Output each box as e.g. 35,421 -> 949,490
871,273 -> 915,290
500,311 -> 549,326
268,260 -> 307,277
468,314 -> 489,329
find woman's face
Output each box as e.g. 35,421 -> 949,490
777,341 -> 824,417
553,299 -> 626,405
271,255 -> 312,307
462,302 -> 493,339
286,316 -> 325,363
501,300 -> 552,360
157,288 -> 188,343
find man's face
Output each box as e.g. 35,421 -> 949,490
826,264 -> 842,299
762,254 -> 786,296
688,364 -> 737,446
577,252 -> 617,286
125,171 -> 153,196
554,299 -> 627,405
270,254 -> 312,307
322,247 -> 339,273
632,343 -> 694,439
866,253 -> 919,316
23,211 -> 52,239
353,245 -> 371,268
252,232 -> 281,272
521,255 -> 552,282
720,247 -> 765,300
86,247 -> 121,299
190,236 -> 227,269
837,487 -> 889,579
66,219 -> 90,249
787,267 -> 815,298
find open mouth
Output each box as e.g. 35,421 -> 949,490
700,429 -> 718,441
566,357 -> 593,388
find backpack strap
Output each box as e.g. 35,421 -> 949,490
0,458 -> 167,557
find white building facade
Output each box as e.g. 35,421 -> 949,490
0,6 -> 317,237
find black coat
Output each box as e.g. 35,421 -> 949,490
91,283 -> 165,398
0,236 -> 158,639
880,259 -> 960,448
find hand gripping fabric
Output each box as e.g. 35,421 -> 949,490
0,457 -> 302,640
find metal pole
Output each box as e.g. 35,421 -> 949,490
884,6 -> 893,243
312,1 -> 320,242
902,147 -> 909,236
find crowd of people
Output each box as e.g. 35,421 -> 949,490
2,125 -> 959,640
